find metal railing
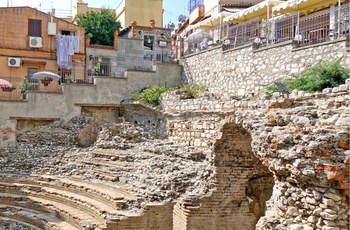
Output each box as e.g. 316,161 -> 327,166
224,17 -> 260,50
0,75 -> 92,101
183,2 -> 350,54
183,26 -> 222,55
298,9 -> 332,46
268,12 -> 299,45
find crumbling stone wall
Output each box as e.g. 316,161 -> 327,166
163,79 -> 350,229
0,75 -> 348,229
173,123 -> 273,230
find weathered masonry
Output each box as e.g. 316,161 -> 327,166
182,38 -> 350,98
0,35 -> 348,230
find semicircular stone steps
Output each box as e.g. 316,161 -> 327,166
0,204 -> 77,230
0,174 -> 138,229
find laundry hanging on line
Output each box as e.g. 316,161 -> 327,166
56,35 -> 80,67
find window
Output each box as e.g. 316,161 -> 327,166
28,19 -> 42,37
60,30 -> 76,36
59,68 -> 72,83
27,67 -> 39,90
144,35 -> 154,50
93,57 -> 110,76
99,58 -> 110,76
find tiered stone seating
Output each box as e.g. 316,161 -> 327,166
0,205 -> 76,230
0,174 -> 137,229
79,150 -> 134,182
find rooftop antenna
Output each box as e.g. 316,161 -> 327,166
38,1 -> 43,9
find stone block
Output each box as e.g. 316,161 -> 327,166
338,182 -> 350,190
322,88 -> 332,93
338,84 -> 349,92
327,173 -> 344,181
332,87 -> 340,93
337,142 -> 349,150
324,165 -> 341,171
314,164 -> 324,170
345,78 -> 350,85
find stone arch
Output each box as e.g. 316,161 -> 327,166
174,123 -> 274,229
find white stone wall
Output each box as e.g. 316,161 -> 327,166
182,39 -> 350,98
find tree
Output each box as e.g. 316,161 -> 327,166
76,9 -> 121,46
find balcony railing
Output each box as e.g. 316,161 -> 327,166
0,75 -> 92,101
183,2 -> 350,54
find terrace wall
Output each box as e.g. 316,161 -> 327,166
182,38 -> 349,97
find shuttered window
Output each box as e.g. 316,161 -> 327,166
28,19 -> 42,37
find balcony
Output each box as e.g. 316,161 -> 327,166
189,5 -> 205,25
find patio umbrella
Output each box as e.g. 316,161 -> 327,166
184,31 -> 213,43
32,71 -> 61,80
0,78 -> 15,88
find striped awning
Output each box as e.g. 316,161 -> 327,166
224,0 -> 284,23
194,12 -> 233,29
272,0 -> 346,15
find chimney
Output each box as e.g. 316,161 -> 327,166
150,19 -> 155,28
113,31 -> 118,49
131,21 -> 137,38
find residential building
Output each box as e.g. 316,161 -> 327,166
0,6 -> 86,98
86,20 -> 172,79
116,0 -> 163,29
72,0 -> 115,22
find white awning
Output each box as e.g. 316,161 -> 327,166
194,12 -> 233,29
272,0 -> 345,15
224,0 -> 283,23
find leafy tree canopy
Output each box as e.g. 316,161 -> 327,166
76,9 -> 121,46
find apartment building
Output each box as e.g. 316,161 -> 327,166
116,0 -> 163,29
0,7 -> 86,81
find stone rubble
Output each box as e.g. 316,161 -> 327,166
0,76 -> 349,229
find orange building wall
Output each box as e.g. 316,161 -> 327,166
0,7 -> 85,79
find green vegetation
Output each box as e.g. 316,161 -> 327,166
179,83 -> 208,98
132,85 -> 169,106
76,9 -> 121,46
18,78 -> 31,99
65,75 -> 73,83
265,59 -> 349,98
132,83 -> 208,106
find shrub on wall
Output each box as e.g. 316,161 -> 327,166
179,84 -> 208,98
132,85 -> 169,106
132,83 -> 208,106
265,59 -> 350,97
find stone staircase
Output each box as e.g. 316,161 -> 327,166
0,174 -> 137,229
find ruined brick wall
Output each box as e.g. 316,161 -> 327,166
162,79 -> 350,229
109,203 -> 174,230
173,123 -> 273,230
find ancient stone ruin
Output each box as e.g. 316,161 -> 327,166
0,79 -> 349,229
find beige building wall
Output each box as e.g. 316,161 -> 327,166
72,0 -> 115,21
204,0 -> 219,15
116,0 -> 163,29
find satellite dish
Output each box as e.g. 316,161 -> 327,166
178,14 -> 187,23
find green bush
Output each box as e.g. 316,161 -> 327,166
179,83 -> 208,98
18,78 -> 31,99
132,85 -> 169,106
265,59 -> 349,97
132,83 -> 208,106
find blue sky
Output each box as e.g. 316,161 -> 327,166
0,0 -> 188,27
